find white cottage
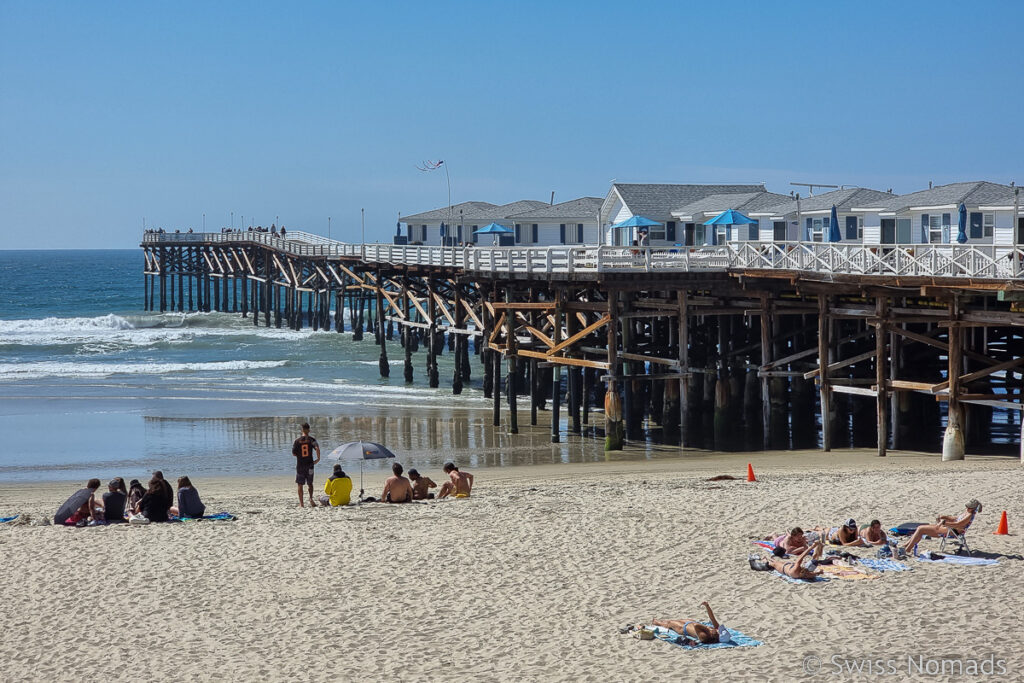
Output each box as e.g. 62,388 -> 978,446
869,181 -> 1020,246
671,191 -> 790,245
400,200 -> 549,246
763,187 -> 895,244
598,183 -> 765,246
504,197 -> 604,246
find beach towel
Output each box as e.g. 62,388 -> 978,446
0,515 -> 19,524
818,564 -> 879,581
857,558 -> 911,572
752,540 -> 776,551
201,512 -> 236,521
917,552 -> 998,566
649,625 -> 762,650
889,523 -> 926,536
773,571 -> 829,584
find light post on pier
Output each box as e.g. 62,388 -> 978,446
203,213 -> 205,231
361,208 -> 365,257
231,211 -> 234,229
328,216 -> 331,241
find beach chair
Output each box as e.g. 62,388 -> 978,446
938,516 -> 975,556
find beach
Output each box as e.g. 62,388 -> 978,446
2,449 -> 1022,682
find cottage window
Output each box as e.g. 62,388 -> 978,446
649,224 -> 666,240
811,218 -> 825,242
984,213 -> 994,238
928,214 -> 944,244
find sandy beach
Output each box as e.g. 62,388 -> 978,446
1,449 -> 1022,682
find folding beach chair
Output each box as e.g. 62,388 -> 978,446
938,515 -> 975,556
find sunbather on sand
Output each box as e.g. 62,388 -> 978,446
381,463 -> 413,504
652,602 -> 732,645
437,463 -> 473,499
408,469 -> 436,500
860,519 -> 888,546
827,518 -> 866,546
771,527 -> 808,554
899,499 -> 981,555
751,540 -> 825,579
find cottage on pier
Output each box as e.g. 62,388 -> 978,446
598,183 -> 765,246
671,190 -> 789,245
762,187 -> 895,244
504,197 -> 603,246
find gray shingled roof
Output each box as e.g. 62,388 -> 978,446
402,201 -> 498,222
881,181 -> 1016,211
766,187 -> 896,215
491,200 -> 549,219
506,197 -> 604,220
672,191 -> 790,219
613,183 -> 764,219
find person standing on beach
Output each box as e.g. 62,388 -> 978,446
437,463 -> 473,499
292,422 -> 321,507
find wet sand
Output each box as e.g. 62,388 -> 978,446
1,449 -> 1022,681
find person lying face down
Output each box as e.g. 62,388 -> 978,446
774,527 -> 808,554
652,602 -> 732,645
381,463 -> 413,504
860,520 -> 888,546
408,469 -> 436,500
829,518 -> 866,546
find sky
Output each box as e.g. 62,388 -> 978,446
1,1 -> 1022,249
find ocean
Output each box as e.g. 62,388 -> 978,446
0,249 -> 615,483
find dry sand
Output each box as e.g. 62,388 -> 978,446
1,449 -> 1022,682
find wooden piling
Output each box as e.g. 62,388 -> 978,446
875,296 -> 888,457
817,294 -> 832,452
605,290 -> 624,451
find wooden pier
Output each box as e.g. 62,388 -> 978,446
142,230 -> 1024,460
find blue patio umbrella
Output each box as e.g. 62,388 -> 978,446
828,205 -> 842,242
956,203 -> 968,244
704,209 -> 757,245
474,222 -> 514,245
611,215 -> 661,246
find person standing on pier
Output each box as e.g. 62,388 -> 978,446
291,422 -> 321,507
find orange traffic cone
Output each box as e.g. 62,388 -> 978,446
993,510 -> 1009,535
746,463 -> 757,482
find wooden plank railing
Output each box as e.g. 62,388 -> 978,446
141,233 -> 1024,280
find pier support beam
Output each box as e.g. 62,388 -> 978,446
943,302 -> 965,461
402,274 -> 414,383
875,297 -> 888,457
818,295 -> 832,452
505,286 -> 518,434
550,290 -> 563,443
376,270 -> 389,378
605,290 -> 624,451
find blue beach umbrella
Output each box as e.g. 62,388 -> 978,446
828,205 -> 842,242
956,203 -> 968,244
705,209 -> 757,245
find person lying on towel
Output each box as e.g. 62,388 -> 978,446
653,602 -> 732,645
899,499 -> 981,555
826,519 -> 867,546
860,520 -> 888,546
770,527 -> 809,554
751,540 -> 826,580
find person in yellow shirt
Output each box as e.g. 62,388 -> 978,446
318,464 -> 352,507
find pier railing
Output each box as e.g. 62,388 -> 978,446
142,232 -> 1024,280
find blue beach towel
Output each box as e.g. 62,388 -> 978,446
917,552 -> 997,566
177,512 -> 236,522
0,515 -> 19,524
888,523 -> 926,536
650,625 -> 762,650
858,558 -> 912,572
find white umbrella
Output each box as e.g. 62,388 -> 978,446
324,441 -> 396,497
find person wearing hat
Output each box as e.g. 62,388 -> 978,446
899,500 -> 982,556
318,464 -> 352,507
826,518 -> 866,546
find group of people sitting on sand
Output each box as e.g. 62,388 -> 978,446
54,471 -> 206,526
305,461 -> 474,507
749,499 -> 982,579
372,462 -> 474,504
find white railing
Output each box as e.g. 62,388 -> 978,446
141,233 -> 1024,280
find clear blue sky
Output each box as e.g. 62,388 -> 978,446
1,1 -> 1021,248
